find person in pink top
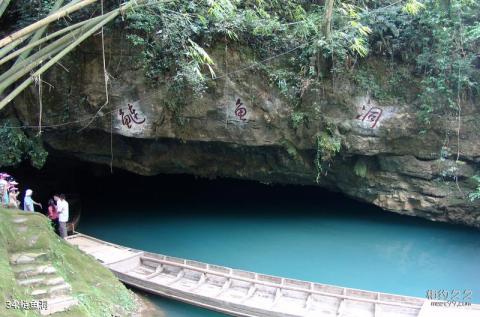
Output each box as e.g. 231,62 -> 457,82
47,199 -> 59,234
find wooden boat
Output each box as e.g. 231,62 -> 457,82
65,233 -> 480,317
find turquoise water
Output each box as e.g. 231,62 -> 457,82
78,176 -> 480,316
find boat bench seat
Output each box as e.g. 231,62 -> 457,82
170,278 -> 198,291
218,286 -> 249,302
243,290 -> 275,307
273,295 -> 307,313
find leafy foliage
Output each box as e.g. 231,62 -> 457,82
0,122 -> 48,169
123,1 -> 386,98
362,0 -> 480,125
354,159 -> 368,178
468,175 -> 480,202
315,124 -> 341,182
290,111 -> 306,129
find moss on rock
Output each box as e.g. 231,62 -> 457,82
0,207 -> 137,317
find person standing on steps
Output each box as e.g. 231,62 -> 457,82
0,174 -> 7,207
8,187 -> 19,209
55,194 -> 69,238
47,199 -> 59,234
23,189 -> 42,212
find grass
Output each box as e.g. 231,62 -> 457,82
0,207 -> 137,317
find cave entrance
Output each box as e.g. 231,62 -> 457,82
5,155 -> 480,310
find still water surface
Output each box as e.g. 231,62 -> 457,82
78,176 -> 480,316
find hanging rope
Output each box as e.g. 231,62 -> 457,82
224,36 -> 228,129
2,40 -> 312,130
454,10 -> 465,197
78,0 -> 110,132
110,111 -> 114,173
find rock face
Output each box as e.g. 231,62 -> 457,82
11,34 -> 480,228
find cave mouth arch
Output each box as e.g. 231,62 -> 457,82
6,154 -> 424,229
7,155 -> 480,305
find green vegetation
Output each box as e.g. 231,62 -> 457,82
354,159 -> 368,178
290,111 -> 306,130
0,121 -> 47,169
121,0 -> 379,94
1,0 -> 479,185
468,175 -> 480,202
315,125 -> 341,182
280,138 -> 302,162
0,208 -> 137,317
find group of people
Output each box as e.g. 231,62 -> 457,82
0,173 -> 20,208
1,172 -> 70,238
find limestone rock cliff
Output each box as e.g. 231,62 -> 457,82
11,34 -> 480,227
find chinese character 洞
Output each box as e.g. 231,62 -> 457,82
119,103 -> 146,129
356,106 -> 383,128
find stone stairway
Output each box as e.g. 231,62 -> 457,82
9,215 -> 78,316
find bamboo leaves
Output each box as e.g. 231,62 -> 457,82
187,39 -> 216,79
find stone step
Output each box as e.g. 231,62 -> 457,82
10,251 -> 47,265
18,276 -> 46,287
44,277 -> 65,286
31,283 -> 72,299
18,276 -> 65,288
31,289 -> 48,298
26,234 -> 40,247
13,264 -> 56,278
49,283 -> 72,296
15,225 -> 28,233
12,217 -> 28,224
39,296 -> 78,316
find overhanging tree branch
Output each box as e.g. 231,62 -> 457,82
0,0 -> 11,19
0,9 -> 120,110
0,16 -> 102,66
15,0 -> 66,64
0,0 -> 167,110
0,0 -> 98,48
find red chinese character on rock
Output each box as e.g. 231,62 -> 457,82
356,105 -> 382,128
119,103 -> 146,129
234,98 -> 247,121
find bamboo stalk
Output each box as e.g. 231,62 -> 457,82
13,1 -> 88,63
0,35 -> 30,60
0,13 -> 105,83
0,26 -> 84,83
15,0 -> 66,64
0,9 -> 120,111
0,0 -> 11,19
62,0 -> 85,10
0,0 -> 157,109
0,15 -> 105,92
0,44 -> 69,95
0,0 -> 100,60
0,0 -> 98,48
0,16 -> 101,66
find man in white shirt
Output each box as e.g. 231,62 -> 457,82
54,194 -> 69,238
